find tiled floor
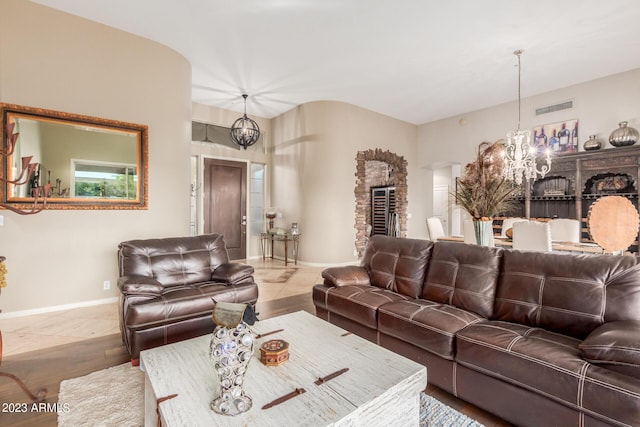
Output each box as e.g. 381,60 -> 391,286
1,258 -> 325,357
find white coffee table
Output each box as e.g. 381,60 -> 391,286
141,310 -> 426,426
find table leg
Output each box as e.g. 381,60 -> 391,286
271,239 -> 274,260
284,238 -> 289,266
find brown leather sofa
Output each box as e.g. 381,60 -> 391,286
313,235 -> 640,427
118,234 -> 258,360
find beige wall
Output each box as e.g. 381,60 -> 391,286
5,0 -> 638,313
418,68 -> 640,223
0,0 -> 192,315
271,101 -> 425,264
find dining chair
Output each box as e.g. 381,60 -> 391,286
512,221 -> 552,252
426,217 -> 446,241
500,217 -> 529,237
549,218 -> 581,243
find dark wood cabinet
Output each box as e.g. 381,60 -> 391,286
504,145 -> 640,250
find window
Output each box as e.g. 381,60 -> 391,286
71,159 -> 137,199
250,164 -> 265,236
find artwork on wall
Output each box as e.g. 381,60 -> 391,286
532,119 -> 578,155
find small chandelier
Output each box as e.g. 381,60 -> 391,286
502,49 -> 551,186
230,94 -> 260,150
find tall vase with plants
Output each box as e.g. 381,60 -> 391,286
454,141 -> 519,246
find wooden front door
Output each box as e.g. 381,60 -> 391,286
203,158 -> 247,260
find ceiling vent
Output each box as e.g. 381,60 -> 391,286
535,100 -> 573,116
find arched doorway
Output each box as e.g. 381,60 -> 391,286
354,149 -> 408,256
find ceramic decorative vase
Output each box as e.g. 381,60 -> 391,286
473,220 -> 494,247
609,121 -> 639,147
583,134 -> 602,151
209,301 -> 258,416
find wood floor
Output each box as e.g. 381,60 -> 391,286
0,293 -> 510,427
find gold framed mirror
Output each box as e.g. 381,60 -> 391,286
1,103 -> 148,210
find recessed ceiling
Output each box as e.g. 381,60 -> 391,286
32,0 -> 640,124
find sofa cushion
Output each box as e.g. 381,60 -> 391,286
119,234 -> 230,286
322,266 -> 371,287
421,242 -> 503,318
211,263 -> 254,284
457,320 -> 640,426
361,235 -> 433,298
579,320 -> 640,379
494,250 -> 640,339
312,284 -> 409,329
378,299 -> 483,360
118,275 -> 164,296
124,281 -> 258,330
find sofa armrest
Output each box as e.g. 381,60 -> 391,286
212,263 -> 255,285
322,266 -> 371,287
579,320 -> 640,367
118,275 -> 164,296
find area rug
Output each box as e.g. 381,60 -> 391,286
58,363 -> 484,427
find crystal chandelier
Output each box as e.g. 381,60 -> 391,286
230,94 -> 260,150
502,49 -> 551,186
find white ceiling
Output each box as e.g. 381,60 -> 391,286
31,0 -> 640,125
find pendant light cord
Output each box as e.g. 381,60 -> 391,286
514,49 -> 523,131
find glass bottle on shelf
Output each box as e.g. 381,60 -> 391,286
583,134 -> 601,151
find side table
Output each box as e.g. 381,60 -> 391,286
260,232 -> 300,266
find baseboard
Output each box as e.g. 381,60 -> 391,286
0,296 -> 118,319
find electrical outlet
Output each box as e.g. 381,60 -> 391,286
103,280 -> 111,290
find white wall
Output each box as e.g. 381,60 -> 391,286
0,0 -> 192,314
418,68 -> 640,218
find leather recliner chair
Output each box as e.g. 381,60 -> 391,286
117,234 -> 259,361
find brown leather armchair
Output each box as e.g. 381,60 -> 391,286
117,234 -> 258,361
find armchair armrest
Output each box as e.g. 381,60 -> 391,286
117,275 -> 164,296
322,266 -> 371,287
212,263 -> 255,285
579,320 -> 640,367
